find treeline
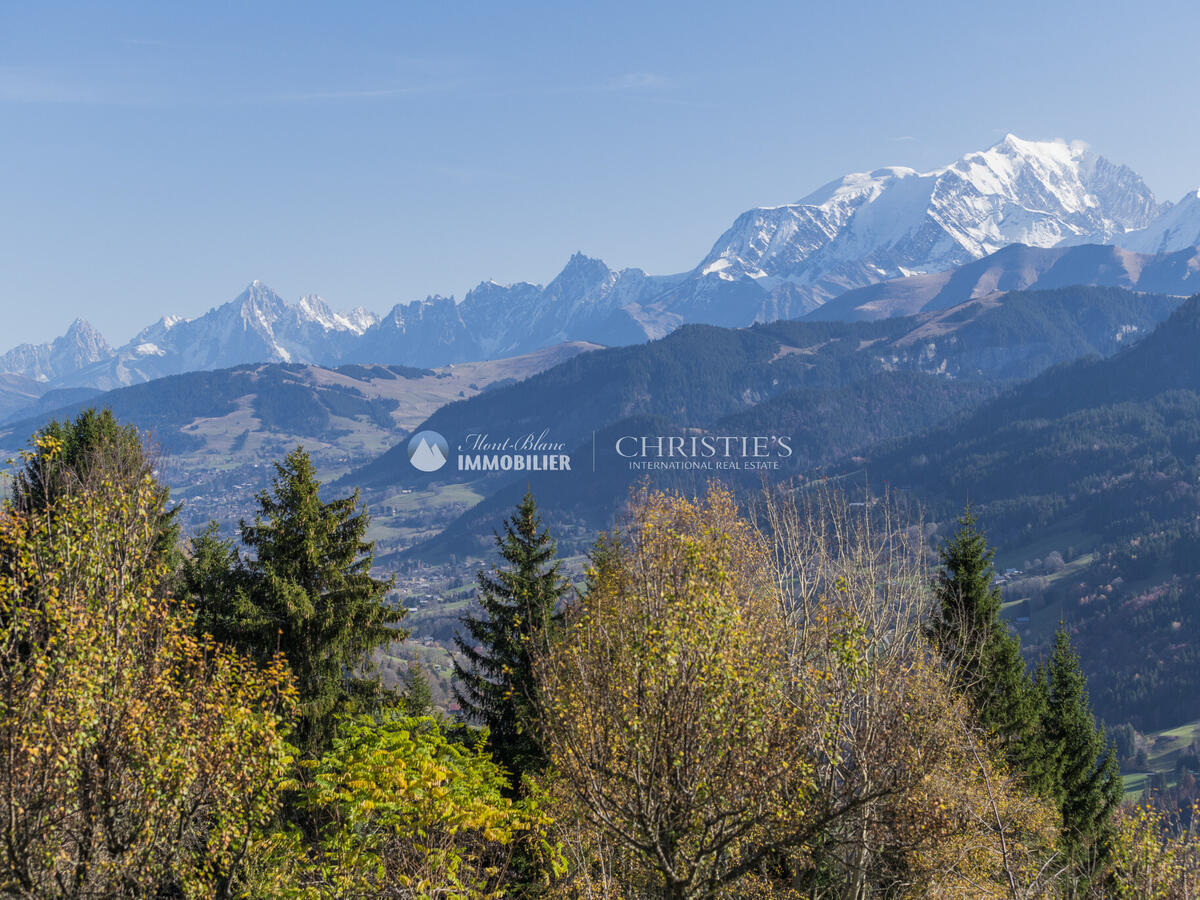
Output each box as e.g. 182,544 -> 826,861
2,408 -> 1199,897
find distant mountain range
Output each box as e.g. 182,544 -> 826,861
5,135 -> 1200,404
6,283 -> 1176,533
0,319 -> 112,384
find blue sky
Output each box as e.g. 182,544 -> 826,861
2,0 -> 1198,346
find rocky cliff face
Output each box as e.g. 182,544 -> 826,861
0,318 -> 112,383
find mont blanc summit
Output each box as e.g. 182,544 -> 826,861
698,135 -> 1163,297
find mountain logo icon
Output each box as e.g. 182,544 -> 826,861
407,430 -> 449,472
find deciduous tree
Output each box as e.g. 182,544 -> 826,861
537,486 -> 816,898
246,713 -> 559,898
761,486 -> 1062,898
0,444 -> 295,898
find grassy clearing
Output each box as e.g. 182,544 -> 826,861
1121,718 -> 1200,802
1001,552 -> 1095,613
995,517 -> 1093,573
378,482 -> 484,513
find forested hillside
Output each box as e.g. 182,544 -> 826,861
349,285 -> 1178,494
0,344 -> 597,540
857,294 -> 1200,729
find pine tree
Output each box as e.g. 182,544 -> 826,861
453,490 -> 567,780
402,662 -> 435,716
185,447 -> 404,753
929,511 -> 1121,873
928,506 -> 1050,792
928,506 -> 1003,684
1041,626 -> 1122,866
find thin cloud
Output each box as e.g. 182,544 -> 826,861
602,72 -> 668,91
0,66 -> 144,104
120,37 -> 175,47
893,135 -> 917,142
523,71 -> 710,106
264,81 -> 464,103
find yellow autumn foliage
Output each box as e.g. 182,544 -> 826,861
0,464 -> 296,898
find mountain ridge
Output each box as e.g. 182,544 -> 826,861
807,243 -> 1200,321
6,136 -> 1199,392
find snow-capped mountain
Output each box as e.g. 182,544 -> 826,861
7,134 -> 1200,389
0,318 -> 112,383
47,282 -> 378,391
460,253 -> 681,353
298,294 -> 378,335
136,280 -> 376,371
431,135 -> 1183,350
344,254 -> 682,367
697,134 -> 1164,304
348,295 -> 480,368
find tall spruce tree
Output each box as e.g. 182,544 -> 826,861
183,447 -> 403,753
1041,626 -> 1122,866
928,506 -> 1050,793
454,490 -> 567,779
